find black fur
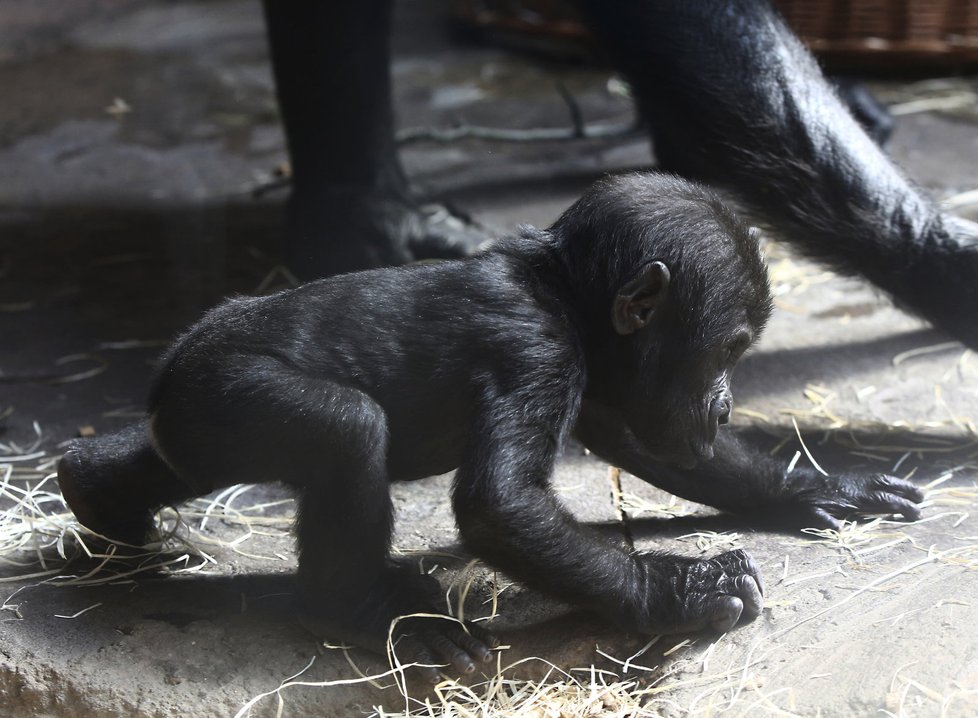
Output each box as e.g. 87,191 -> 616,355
58,173 -> 922,677
576,0 -> 978,348
261,0 -> 978,350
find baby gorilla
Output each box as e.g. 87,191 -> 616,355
58,173 -> 921,680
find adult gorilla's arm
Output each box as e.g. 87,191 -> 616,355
576,0 -> 978,349
575,401 -> 924,530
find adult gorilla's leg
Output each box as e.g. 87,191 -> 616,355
830,78 -> 894,147
578,0 -> 978,349
261,1 -> 485,279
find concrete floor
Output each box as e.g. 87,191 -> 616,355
1,1 -> 978,716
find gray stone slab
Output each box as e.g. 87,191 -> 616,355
2,0 -> 978,715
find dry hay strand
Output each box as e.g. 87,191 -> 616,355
676,531 -> 744,555
884,660 -> 978,718
0,352 -> 109,385
771,375 -> 978,463
785,518 -> 928,583
875,78 -> 978,122
0,449 -> 295,595
413,662 -> 657,718
617,490 -> 696,520
236,652 -> 664,718
235,585 -> 665,717
761,242 -> 838,302
236,581 -> 670,718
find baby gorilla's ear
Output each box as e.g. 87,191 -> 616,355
612,261 -> 671,335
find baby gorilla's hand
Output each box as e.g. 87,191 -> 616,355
633,549 -> 764,634
782,470 -> 924,530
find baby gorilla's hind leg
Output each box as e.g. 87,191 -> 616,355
289,384 -> 497,680
298,560 -> 498,682
57,423 -> 196,545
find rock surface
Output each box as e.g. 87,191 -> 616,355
1,1 -> 977,715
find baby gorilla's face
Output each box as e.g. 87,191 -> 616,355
621,326 -> 754,469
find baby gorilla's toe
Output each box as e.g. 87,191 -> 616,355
393,617 -> 499,682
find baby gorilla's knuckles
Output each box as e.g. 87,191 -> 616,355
626,553 -> 698,632
723,575 -> 764,621
688,550 -> 765,629
726,549 -> 764,594
633,552 -> 758,634
870,489 -> 895,506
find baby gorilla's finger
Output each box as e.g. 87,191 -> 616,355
465,620 -> 500,649
873,474 -> 925,503
408,644 -> 444,685
734,548 -> 765,597
712,550 -> 764,623
850,485 -> 921,521
807,506 -> 841,531
719,574 -> 764,622
872,493 -> 922,522
708,595 -> 744,632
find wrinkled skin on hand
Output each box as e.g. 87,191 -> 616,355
632,549 -> 765,634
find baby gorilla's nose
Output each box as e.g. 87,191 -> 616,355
711,396 -> 732,426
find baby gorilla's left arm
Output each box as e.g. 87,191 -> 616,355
576,402 -> 924,530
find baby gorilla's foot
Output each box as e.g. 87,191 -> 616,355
57,448 -> 157,547
297,566 -> 499,683
284,188 -> 491,280
387,616 -> 498,684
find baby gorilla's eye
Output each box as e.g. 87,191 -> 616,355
724,333 -> 752,363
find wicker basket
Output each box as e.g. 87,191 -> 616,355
454,0 -> 978,70
773,0 -> 978,68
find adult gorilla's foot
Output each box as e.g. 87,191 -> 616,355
284,188 -> 491,280
900,215 -> 978,350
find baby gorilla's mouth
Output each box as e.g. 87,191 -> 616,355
661,440 -> 711,470
690,439 -> 715,462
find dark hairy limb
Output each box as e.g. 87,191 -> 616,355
208,373 -> 497,680
638,549 -> 764,633
297,561 -> 498,684
453,394 -> 763,636
261,0 -> 487,278
830,77 -> 894,148
578,0 -> 978,349
57,423 -> 195,546
57,174 -> 778,661
576,401 -> 924,531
